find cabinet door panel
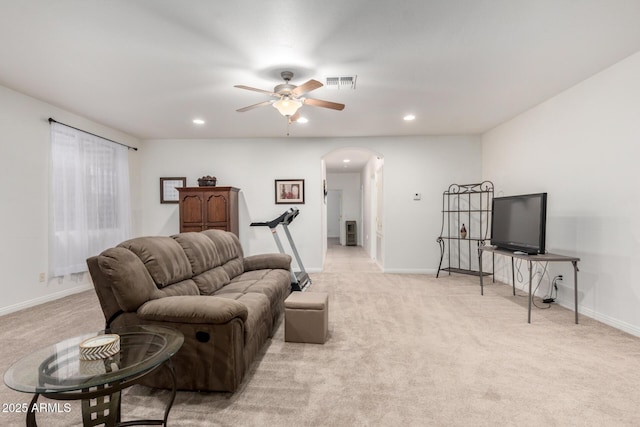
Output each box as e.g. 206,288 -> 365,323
205,194 -> 228,224
178,187 -> 239,236
181,194 -> 204,224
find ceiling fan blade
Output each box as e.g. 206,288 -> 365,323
291,79 -> 323,97
288,111 -> 301,124
234,85 -> 279,97
303,98 -> 345,111
236,100 -> 273,112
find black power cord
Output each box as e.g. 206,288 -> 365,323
542,276 -> 561,303
511,261 -> 565,309
531,262 -> 551,309
513,260 -> 552,309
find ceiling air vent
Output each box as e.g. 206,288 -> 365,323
325,75 -> 357,90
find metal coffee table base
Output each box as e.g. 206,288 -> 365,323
26,359 -> 177,427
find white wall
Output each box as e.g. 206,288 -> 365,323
327,172 -> 362,245
364,157 -> 386,265
138,137 -> 326,272
482,51 -> 640,335
361,157 -> 377,258
382,137 -> 481,273
326,190 -> 342,238
320,159 -> 327,266
0,84 -> 141,315
139,135 -> 481,273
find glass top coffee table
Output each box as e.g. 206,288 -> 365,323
4,325 -> 184,427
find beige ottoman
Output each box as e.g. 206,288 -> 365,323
285,292 -> 329,344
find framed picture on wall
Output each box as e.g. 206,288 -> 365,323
160,177 -> 186,203
275,179 -> 305,204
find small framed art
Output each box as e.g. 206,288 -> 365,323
275,179 -> 305,204
160,177 -> 186,203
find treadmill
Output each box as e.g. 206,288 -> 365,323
250,208 -> 311,291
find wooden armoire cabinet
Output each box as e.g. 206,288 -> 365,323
177,187 -> 239,236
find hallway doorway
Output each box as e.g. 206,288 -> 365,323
322,148 -> 384,269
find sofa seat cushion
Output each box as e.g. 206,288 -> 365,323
214,292 -> 271,343
223,269 -> 291,308
118,236 -> 193,288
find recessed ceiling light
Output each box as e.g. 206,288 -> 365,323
193,119 -> 205,125
297,117 -> 309,124
343,159 -> 351,163
403,114 -> 416,121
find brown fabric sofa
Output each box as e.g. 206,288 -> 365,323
86,229 -> 292,392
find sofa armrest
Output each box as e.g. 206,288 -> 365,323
244,253 -> 291,271
137,296 -> 248,324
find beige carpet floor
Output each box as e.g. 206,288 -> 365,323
2,243 -> 640,426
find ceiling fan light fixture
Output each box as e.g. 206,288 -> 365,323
273,97 -> 302,116
235,72 -> 344,119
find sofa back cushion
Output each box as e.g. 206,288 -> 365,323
118,236 -> 193,288
201,230 -> 244,279
191,267 -> 230,295
97,247 -> 158,312
95,247 -> 201,312
172,232 -> 222,274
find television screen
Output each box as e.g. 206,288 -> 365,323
491,193 -> 547,254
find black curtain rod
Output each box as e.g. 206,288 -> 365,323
48,118 -> 138,151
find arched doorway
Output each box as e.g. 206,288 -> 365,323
322,148 -> 384,269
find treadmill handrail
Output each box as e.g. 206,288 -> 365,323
250,208 -> 299,229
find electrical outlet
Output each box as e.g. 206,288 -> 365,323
39,272 -> 46,283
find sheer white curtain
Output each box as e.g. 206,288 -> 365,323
50,122 -> 131,276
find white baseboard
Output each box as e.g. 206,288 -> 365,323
492,278 -> 640,339
555,299 -> 640,338
382,268 -> 437,274
0,284 -> 93,316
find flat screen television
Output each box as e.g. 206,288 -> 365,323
491,193 -> 547,254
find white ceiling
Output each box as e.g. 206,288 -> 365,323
2,1 -> 640,156
324,147 -> 378,174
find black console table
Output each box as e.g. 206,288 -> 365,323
478,246 -> 580,324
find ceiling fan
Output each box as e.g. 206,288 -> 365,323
235,71 -> 345,122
